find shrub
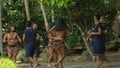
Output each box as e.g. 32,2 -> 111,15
81,50 -> 91,61
16,49 -> 27,62
0,57 -> 17,68
39,48 -> 49,63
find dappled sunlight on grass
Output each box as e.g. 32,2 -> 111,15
0,57 -> 17,68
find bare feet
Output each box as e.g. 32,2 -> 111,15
33,63 -> 38,68
97,65 -> 102,68
60,62 -> 64,68
55,63 -> 59,68
48,64 -> 51,67
97,62 -> 103,68
106,60 -> 111,67
33,61 -> 38,68
61,65 -> 64,68
30,62 -> 33,68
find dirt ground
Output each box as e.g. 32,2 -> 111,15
18,51 -> 120,68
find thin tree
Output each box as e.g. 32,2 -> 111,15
0,0 -> 3,55
51,0 -> 55,22
76,24 -> 93,58
24,0 -> 30,21
39,0 -> 48,31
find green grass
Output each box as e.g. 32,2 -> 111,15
0,57 -> 17,68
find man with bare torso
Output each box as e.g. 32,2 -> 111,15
3,25 -> 21,62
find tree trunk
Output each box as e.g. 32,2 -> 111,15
51,2 -> 55,23
0,0 -> 3,55
76,24 -> 93,58
113,11 -> 120,36
51,8 -> 55,22
39,1 -> 48,31
24,0 -> 30,21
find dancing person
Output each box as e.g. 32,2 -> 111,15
22,21 -> 39,68
3,25 -> 21,62
99,16 -> 111,64
47,22 -> 57,67
88,13 -> 103,68
49,18 -> 69,68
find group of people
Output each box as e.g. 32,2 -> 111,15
2,14 -> 111,68
47,18 -> 69,68
3,21 -> 41,68
3,18 -> 69,68
88,13 -> 111,68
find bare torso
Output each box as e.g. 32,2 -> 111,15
54,29 -> 69,41
48,30 -> 56,43
5,32 -> 19,46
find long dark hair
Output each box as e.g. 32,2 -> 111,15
56,18 -> 68,31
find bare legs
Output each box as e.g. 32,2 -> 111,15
47,42 -> 66,68
55,49 -> 62,68
48,46 -> 54,67
28,56 -> 38,68
93,55 -> 103,68
8,52 -> 17,62
101,55 -> 111,63
60,45 -> 65,68
55,44 -> 65,68
93,54 -> 111,68
7,52 -> 12,59
96,56 -> 103,68
29,57 -> 34,68
13,53 -> 17,62
33,57 -> 38,68
101,55 -> 111,67
7,49 -> 18,63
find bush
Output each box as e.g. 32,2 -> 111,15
16,49 -> 27,62
81,50 -> 91,61
0,57 -> 17,68
39,48 -> 49,63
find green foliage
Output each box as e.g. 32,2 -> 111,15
2,0 -> 120,51
39,49 -> 49,63
16,49 -> 27,62
39,0 -> 74,8
81,50 -> 91,61
0,57 -> 17,68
